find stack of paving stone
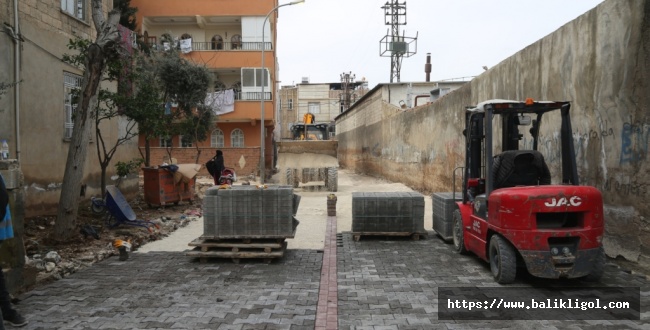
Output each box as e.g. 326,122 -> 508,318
431,192 -> 462,241
202,185 -> 299,238
351,192 -> 426,240
188,185 -> 300,263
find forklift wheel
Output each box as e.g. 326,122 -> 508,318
452,209 -> 468,254
489,235 -> 517,284
583,246 -> 605,282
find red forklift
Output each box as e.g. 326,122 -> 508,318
434,99 -> 605,284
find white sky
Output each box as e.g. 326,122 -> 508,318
277,0 -> 604,89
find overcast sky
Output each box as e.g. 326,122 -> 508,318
276,0 -> 604,89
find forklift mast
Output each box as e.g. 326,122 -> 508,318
462,100 -> 579,201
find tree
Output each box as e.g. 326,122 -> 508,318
55,1 -> 121,241
63,36 -> 141,198
156,54 -> 213,163
113,0 -> 138,30
184,105 -> 216,164
124,55 -> 167,167
131,50 -> 213,166
94,89 -> 140,196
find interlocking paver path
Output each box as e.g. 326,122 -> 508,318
17,250 -> 321,329
14,230 -> 649,329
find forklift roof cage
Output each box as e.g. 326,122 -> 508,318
464,99 -> 578,199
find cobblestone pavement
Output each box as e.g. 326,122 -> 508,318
16,250 -> 322,330
13,230 -> 650,329
338,232 -> 649,329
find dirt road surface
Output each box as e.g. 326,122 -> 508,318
136,168 -> 434,253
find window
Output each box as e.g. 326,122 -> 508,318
159,136 -> 172,148
231,129 -> 244,147
61,0 -> 86,21
214,80 -> 226,91
231,81 -> 241,100
180,135 -> 193,148
308,102 -> 321,114
241,68 -> 272,100
242,68 -> 269,89
211,35 -> 223,50
288,99 -> 293,110
231,34 -> 242,49
241,68 -> 269,100
211,129 -> 224,148
63,72 -> 83,140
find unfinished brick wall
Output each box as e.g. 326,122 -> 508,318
142,147 -> 261,178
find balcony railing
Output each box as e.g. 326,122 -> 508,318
238,91 -> 272,101
149,41 -> 273,52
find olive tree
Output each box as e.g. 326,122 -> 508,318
55,0 -> 122,241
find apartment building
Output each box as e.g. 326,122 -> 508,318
277,79 -> 369,140
131,0 -> 285,177
0,0 -> 141,217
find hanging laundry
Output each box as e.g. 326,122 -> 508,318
180,38 -> 193,53
205,89 -> 235,115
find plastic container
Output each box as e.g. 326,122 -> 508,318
1,140 -> 8,160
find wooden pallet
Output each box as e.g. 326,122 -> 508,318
350,232 -> 426,242
186,238 -> 288,264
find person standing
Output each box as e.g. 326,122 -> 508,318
0,174 -> 27,327
209,150 -> 225,185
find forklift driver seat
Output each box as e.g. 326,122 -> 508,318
493,150 -> 551,190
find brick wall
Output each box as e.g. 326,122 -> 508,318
18,0 -> 108,41
142,147 -> 261,178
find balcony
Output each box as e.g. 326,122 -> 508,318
147,40 -> 272,52
237,91 -> 271,101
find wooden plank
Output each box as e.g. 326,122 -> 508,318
189,238 -> 284,249
351,232 -> 427,241
185,249 -> 285,258
199,228 -> 297,240
185,241 -> 288,261
351,232 -> 414,236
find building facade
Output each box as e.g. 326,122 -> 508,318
131,0 -> 285,178
277,79 -> 369,140
0,0 -> 141,217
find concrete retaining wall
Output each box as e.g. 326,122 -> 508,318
337,0 -> 650,266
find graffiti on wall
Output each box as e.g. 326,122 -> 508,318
620,122 -> 650,164
581,168 -> 650,198
597,175 -> 648,197
530,120 -> 650,167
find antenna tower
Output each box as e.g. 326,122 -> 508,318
379,1 -> 417,83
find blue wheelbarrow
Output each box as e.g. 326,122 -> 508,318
91,185 -> 159,232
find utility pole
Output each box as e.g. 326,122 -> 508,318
379,1 -> 417,83
340,71 -> 356,113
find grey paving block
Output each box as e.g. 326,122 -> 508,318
352,192 -> 426,233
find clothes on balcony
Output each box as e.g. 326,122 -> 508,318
180,38 -> 192,53
205,89 -> 235,115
